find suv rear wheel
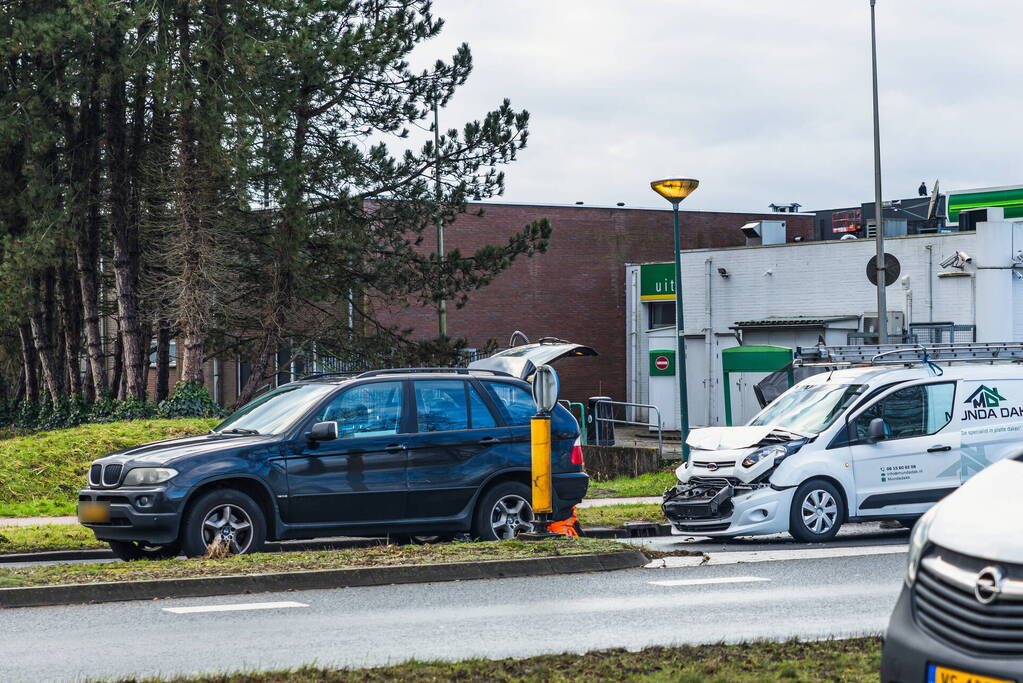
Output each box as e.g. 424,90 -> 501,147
180,489 -> 267,558
789,479 -> 845,543
472,481 -> 535,541
108,540 -> 181,561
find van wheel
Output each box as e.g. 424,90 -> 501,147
108,540 -> 181,561
789,479 -> 845,542
472,482 -> 535,541
180,489 -> 267,558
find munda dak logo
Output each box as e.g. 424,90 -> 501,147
963,385 -> 1022,420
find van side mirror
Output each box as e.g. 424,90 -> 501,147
307,421 -> 338,442
866,418 -> 888,444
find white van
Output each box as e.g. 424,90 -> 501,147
663,343 -> 1023,542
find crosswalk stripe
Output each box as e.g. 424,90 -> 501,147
162,601 -> 308,614
649,576 -> 770,587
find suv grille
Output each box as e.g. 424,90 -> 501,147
88,463 -> 123,488
102,464 -> 123,486
913,548 -> 1023,656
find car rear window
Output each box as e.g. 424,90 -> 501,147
482,381 -> 534,426
415,380 -> 470,432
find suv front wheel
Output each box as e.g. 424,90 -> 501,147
180,489 -> 267,557
472,481 -> 535,541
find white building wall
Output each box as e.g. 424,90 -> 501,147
626,229 -> 1014,430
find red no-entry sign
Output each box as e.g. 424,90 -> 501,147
650,350 -> 675,376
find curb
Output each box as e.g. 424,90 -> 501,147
0,550 -> 648,609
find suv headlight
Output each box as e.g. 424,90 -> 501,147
906,506 -> 938,586
122,467 -> 178,486
741,444 -> 787,468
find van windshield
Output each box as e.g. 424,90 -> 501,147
749,383 -> 865,435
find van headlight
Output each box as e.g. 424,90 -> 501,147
741,444 -> 787,468
906,507 -> 938,586
122,467 -> 178,486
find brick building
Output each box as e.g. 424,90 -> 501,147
372,202 -> 814,403
146,202 -> 812,407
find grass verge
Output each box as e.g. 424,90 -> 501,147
0,505 -> 667,556
125,637 -> 882,682
0,537 -> 628,588
577,503 -> 665,528
0,418 -> 219,517
585,469 -> 677,498
0,524 -> 105,555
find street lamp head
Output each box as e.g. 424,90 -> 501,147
650,178 -> 700,204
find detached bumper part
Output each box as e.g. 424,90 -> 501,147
663,484 -> 733,522
663,484 -> 793,536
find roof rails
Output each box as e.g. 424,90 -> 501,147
796,342 -> 1023,367
356,367 -> 513,378
297,372 -> 359,381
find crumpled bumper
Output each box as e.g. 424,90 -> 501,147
662,483 -> 793,536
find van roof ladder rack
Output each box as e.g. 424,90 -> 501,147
795,342 -> 1023,366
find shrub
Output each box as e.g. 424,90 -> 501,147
157,381 -> 225,419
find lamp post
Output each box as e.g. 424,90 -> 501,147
869,0 -> 888,343
650,178 -> 699,460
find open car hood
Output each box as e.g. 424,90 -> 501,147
686,425 -> 810,451
468,341 -> 597,380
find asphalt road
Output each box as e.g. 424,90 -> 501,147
0,546 -> 906,681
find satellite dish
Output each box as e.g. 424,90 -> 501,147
867,253 -> 901,287
927,179 -> 940,220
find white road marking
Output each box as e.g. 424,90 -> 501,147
162,601 -> 308,614
649,576 -> 770,587
645,544 -> 908,568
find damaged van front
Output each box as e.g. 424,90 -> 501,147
662,379 -> 867,541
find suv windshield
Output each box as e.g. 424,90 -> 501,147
213,384 -> 337,436
749,383 -> 865,435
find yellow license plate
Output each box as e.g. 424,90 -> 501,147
77,501 -> 110,524
928,664 -> 1014,683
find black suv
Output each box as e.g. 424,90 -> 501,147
78,368 -> 588,560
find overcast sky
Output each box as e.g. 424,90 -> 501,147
413,1 -> 1023,213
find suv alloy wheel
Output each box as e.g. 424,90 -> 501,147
472,481 -> 535,541
180,488 -> 267,557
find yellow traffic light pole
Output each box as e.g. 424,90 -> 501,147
523,364 -> 559,539
530,414 -> 552,516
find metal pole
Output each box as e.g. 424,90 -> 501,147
870,0 -> 888,343
671,202 -> 691,460
433,100 -> 447,338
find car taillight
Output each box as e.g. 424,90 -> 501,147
571,440 -> 584,465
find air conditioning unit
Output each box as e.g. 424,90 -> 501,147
739,220 -> 787,246
862,311 -> 906,337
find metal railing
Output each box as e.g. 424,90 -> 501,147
558,400 -> 587,445
591,399 -> 664,458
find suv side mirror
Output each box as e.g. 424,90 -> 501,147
307,421 -> 338,442
866,417 -> 888,444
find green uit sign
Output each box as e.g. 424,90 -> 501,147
649,350 -> 676,376
640,263 -> 676,301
